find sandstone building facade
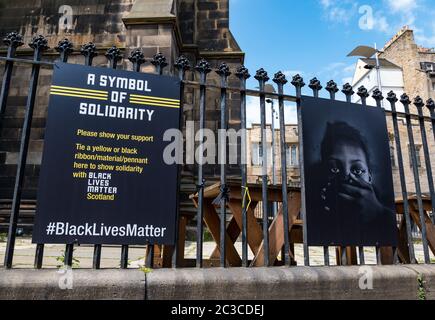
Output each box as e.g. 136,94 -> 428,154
379,26 -> 435,102
247,124 -> 300,187
353,27 -> 435,198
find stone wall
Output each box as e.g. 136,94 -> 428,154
2,265 -> 435,300
377,28 -> 435,198
386,117 -> 435,198
380,28 -> 435,108
0,0 -> 134,48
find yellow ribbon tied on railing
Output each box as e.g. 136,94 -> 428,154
242,186 -> 252,213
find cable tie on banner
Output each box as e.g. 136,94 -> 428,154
212,184 -> 230,206
196,179 -> 206,192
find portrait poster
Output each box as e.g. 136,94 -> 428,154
300,96 -> 398,247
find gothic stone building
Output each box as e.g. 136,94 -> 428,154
0,0 -> 244,224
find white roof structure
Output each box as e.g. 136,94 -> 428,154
351,58 -> 405,108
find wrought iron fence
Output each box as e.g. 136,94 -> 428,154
1,32 -> 435,269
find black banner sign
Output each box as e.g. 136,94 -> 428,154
300,96 -> 398,247
32,63 -> 180,245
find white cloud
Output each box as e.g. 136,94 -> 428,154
318,0 -> 358,24
316,62 -> 356,86
386,0 -> 418,12
319,0 -> 424,37
373,14 -> 391,33
325,62 -> 347,70
415,33 -> 435,47
380,1 -> 435,48
283,70 -> 303,79
383,0 -> 418,35
343,64 -> 356,73
340,62 -> 358,85
414,23 -> 435,47
320,0 -> 333,8
319,62 -> 347,79
342,77 -> 354,85
329,7 -> 351,23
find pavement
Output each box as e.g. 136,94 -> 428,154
0,237 -> 432,268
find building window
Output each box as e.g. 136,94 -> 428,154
389,143 -> 396,168
251,142 -> 272,166
252,142 -> 261,166
408,144 -> 422,167
286,144 -> 299,167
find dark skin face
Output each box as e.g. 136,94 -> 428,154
321,140 -> 385,222
327,141 -> 371,198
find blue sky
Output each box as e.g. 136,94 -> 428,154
230,0 -> 435,92
229,0 -> 435,125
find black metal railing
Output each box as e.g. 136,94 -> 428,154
1,32 -> 435,269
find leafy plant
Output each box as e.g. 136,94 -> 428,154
56,250 -> 80,268
418,274 -> 426,301
139,266 -> 153,274
203,229 -> 214,242
0,233 -> 6,242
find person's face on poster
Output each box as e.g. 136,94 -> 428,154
301,97 -> 397,247
317,122 -> 393,230
326,140 -> 372,186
